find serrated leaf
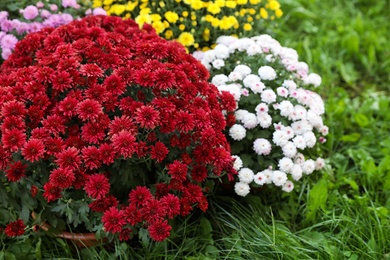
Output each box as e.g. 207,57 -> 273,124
138,228 -> 150,247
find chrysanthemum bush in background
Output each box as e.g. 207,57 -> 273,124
199,34 -> 327,196
90,0 -> 283,52
0,0 -> 106,61
0,15 -> 237,242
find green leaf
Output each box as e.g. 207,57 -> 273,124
354,113 -> 370,127
35,238 -> 42,260
138,228 -> 150,247
340,133 -> 361,142
306,180 -> 328,221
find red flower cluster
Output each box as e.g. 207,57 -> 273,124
0,15 -> 236,242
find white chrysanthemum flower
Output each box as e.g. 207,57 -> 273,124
217,84 -> 241,101
291,120 -> 313,135
200,60 -> 211,70
236,38 -> 255,51
278,100 -> 294,117
307,110 -> 323,129
279,47 -> 299,60
232,155 -> 243,171
213,44 -> 230,59
247,43 -> 262,56
272,170 -> 288,186
320,125 -> 329,136
229,124 -> 246,141
282,126 -> 295,139
303,73 -> 322,87
315,157 -> 325,170
238,168 -> 255,183
282,141 -> 297,158
293,135 -> 306,150
249,81 -> 266,94
282,79 -> 297,91
294,105 -> 307,120
294,153 -> 305,165
241,89 -> 249,96
216,35 -> 238,46
255,103 -> 269,115
242,113 -> 258,129
277,87 -> 289,97
272,130 -> 289,147
253,138 -> 272,155
243,74 -> 260,88
258,66 -> 277,80
282,180 -> 294,192
259,169 -> 273,184
302,159 -> 316,175
291,164 -> 303,181
257,113 -> 272,128
278,157 -> 294,173
211,74 -> 229,86
235,109 -> 249,122
192,51 -> 204,61
228,71 -> 243,82
303,131 -> 316,148
261,89 -> 277,104
253,172 -> 267,185
202,50 -> 216,63
234,64 -> 251,77
212,59 -> 225,69
265,54 -> 275,62
234,182 -> 251,197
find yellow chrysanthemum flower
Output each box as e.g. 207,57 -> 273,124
250,0 -> 261,4
182,11 -> 189,17
92,0 -> 102,8
260,7 -> 268,19
140,7 -> 151,15
152,21 -> 165,34
191,0 -> 203,10
179,24 -> 186,30
202,28 -> 210,41
159,1 -> 165,8
103,0 -> 113,6
178,32 -> 195,46
165,30 -> 174,39
275,9 -> 283,18
225,1 -> 237,8
135,14 -> 152,27
164,11 -> 179,23
268,0 -> 281,10
243,23 -> 252,31
109,4 -> 126,16
237,0 -> 248,4
125,2 -> 137,11
207,3 -> 221,14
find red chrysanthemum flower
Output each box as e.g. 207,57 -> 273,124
108,116 -> 136,136
89,195 -> 118,212
5,161 -> 27,182
111,130 -> 136,158
219,90 -> 237,112
98,143 -> 116,165
1,116 -> 25,132
154,183 -> 169,199
153,68 -> 175,90
119,228 -> 132,241
76,99 -> 103,122
226,113 -> 236,127
58,96 -> 78,117
174,111 -> 195,133
84,174 -> 110,199
25,82 -> 46,99
167,160 -> 188,181
21,138 -> 45,162
1,128 -> 26,152
160,194 -> 180,219
85,83 -> 107,103
135,105 -> 160,130
1,101 -> 27,118
183,183 -> 203,204
5,220 -> 26,237
73,170 -> 87,190
103,74 -> 125,95
82,146 -> 102,170
150,141 -> 169,163
43,182 -> 62,202
191,165 -> 208,182
55,147 -> 81,171
49,168 -> 75,189
128,186 -> 153,207
80,64 -> 104,78
81,122 -> 106,144
102,207 -> 125,233
51,71 -> 73,92
42,114 -> 66,135
148,219 -> 171,242
142,199 -> 166,224
123,204 -> 142,226
179,198 -> 193,217
134,68 -> 155,87
44,137 -> 65,156
30,185 -> 39,197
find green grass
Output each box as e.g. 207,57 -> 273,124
1,0 -> 390,259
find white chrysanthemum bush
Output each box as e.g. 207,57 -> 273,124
199,34 -> 327,196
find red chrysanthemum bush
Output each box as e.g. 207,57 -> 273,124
0,15 -> 237,242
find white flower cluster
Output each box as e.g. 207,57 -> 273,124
199,34 -> 327,196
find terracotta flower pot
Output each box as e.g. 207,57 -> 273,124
31,212 -> 106,248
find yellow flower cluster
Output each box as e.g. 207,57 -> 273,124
90,0 -> 283,51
